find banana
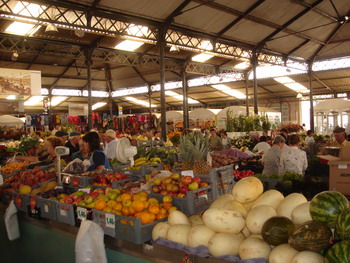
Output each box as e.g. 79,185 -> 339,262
134,159 -> 148,166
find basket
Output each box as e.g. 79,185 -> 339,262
55,202 -> 76,226
38,197 -> 57,220
150,186 -> 213,216
116,215 -> 167,244
92,210 -> 116,237
197,165 -> 235,199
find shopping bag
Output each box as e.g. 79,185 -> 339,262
4,200 -> 20,241
75,220 -> 107,263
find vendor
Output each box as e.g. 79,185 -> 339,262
279,134 -> 308,175
55,130 -> 68,143
332,127 -> 350,147
104,129 -> 117,161
82,131 -> 110,171
65,132 -> 80,159
220,131 -> 230,148
210,128 -> 222,149
71,139 -> 90,161
261,135 -> 285,176
15,137 -> 64,163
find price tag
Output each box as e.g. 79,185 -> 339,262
199,194 -> 208,201
79,188 -> 91,194
60,209 -> 67,217
181,170 -> 194,177
105,213 -> 115,229
77,207 -> 87,221
54,186 -> 63,190
44,205 -> 49,213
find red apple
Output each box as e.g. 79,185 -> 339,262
160,190 -> 168,195
181,176 -> 192,186
180,186 -> 187,194
192,177 -> 201,185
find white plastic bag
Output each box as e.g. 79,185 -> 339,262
4,200 -> 20,241
63,158 -> 90,174
75,220 -> 107,263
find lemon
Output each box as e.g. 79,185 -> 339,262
19,185 -> 32,194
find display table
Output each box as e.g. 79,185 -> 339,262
0,204 -> 184,263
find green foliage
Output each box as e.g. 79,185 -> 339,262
17,135 -> 39,154
226,113 -> 271,132
134,146 -> 179,166
255,171 -> 304,181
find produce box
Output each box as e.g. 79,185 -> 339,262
111,161 -> 131,173
92,209 -> 116,237
69,175 -> 95,188
115,215 -> 167,244
37,197 -> 57,221
150,186 -> 213,215
13,193 -> 30,213
55,202 -> 76,226
111,176 -> 138,189
74,206 -> 93,226
127,163 -> 163,177
197,165 -> 235,199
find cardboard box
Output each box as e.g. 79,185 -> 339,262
328,145 -> 350,196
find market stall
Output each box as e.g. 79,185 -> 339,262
314,98 -> 350,135
166,111 -> 183,132
189,109 -> 221,129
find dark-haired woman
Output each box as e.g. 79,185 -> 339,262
82,132 -> 110,171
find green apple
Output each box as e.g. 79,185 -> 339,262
97,194 -> 109,202
75,191 -> 85,197
78,201 -> 86,207
188,181 -> 199,191
84,195 -> 93,204
107,191 -> 118,200
85,202 -> 95,209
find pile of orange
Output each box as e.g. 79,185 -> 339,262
108,191 -> 176,225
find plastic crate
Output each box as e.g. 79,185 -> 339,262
125,163 -> 163,177
38,198 -> 58,221
111,176 -> 138,188
197,165 -> 235,199
74,206 -> 93,226
111,162 -> 131,173
150,186 -> 213,216
116,215 -> 167,244
69,176 -> 95,188
55,202 -> 76,226
13,193 -> 30,213
92,210 -> 116,237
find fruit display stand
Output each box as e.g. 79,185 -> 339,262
55,202 -> 76,226
92,209 -> 117,237
150,186 -> 213,215
36,197 -> 58,220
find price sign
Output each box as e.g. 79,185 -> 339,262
79,188 -> 91,194
44,204 -> 49,213
77,207 -> 87,221
59,209 -> 67,217
105,213 -> 115,229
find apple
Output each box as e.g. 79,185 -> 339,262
172,184 -> 180,193
154,178 -> 162,185
188,181 -> 199,191
163,195 -> 172,203
84,195 -> 94,204
91,192 -> 99,199
166,184 -> 174,192
162,177 -> 172,185
152,185 -> 161,193
181,176 -> 192,186
64,197 -> 73,204
200,182 -> 209,188
171,173 -> 180,180
107,191 -> 118,200
180,186 -> 187,194
192,177 -> 201,185
97,194 -> 109,202
160,183 -> 167,190
122,200 -> 132,207
177,193 -> 186,198
78,201 -> 86,207
74,197 -> 83,203
160,190 -> 168,195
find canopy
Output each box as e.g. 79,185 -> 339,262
189,109 -> 221,120
0,115 -> 24,126
166,111 -> 183,122
314,99 -> 350,114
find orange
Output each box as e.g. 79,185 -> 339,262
94,200 -> 107,211
148,198 -> 159,205
143,201 -> 150,209
121,207 -> 130,216
138,195 -> 147,202
149,213 -> 156,222
149,204 -> 160,215
163,202 -> 173,211
121,193 -> 132,202
132,194 -> 140,201
132,200 -> 145,212
159,208 -> 167,215
114,210 -> 122,216
138,191 -> 148,198
121,219 -> 128,224
136,212 -> 152,224
129,206 -> 136,215
156,213 -> 167,220
103,206 -> 112,213
113,202 -> 123,211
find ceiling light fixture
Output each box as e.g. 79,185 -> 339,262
169,45 -> 180,52
212,84 -> 246,99
296,93 -> 303,99
6,95 -> 16,100
115,40 -> 144,51
125,96 -> 156,107
92,102 -> 107,110
165,91 -> 199,104
45,23 -> 58,32
11,51 -> 19,61
24,96 -> 43,106
50,96 -> 67,106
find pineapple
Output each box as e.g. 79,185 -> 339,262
179,134 -> 194,170
191,132 -> 211,175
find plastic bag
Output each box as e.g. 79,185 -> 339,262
63,158 -> 90,174
75,220 -> 107,263
4,200 -> 20,241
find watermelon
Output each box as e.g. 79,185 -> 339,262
262,216 -> 295,246
335,208 -> 350,241
288,220 -> 333,251
325,240 -> 350,263
309,191 -> 349,227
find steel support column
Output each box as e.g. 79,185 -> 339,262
159,28 -> 167,141
148,86 -> 153,130
182,66 -> 189,129
308,62 -> 314,131
86,49 -> 93,130
244,71 -> 250,116
252,52 -> 259,115
48,88 -> 53,128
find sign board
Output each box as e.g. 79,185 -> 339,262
0,68 -> 41,96
69,104 -> 88,116
118,105 -> 123,115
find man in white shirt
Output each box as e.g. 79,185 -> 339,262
305,130 -> 315,144
104,129 -> 117,161
279,134 -> 308,175
253,136 -> 271,155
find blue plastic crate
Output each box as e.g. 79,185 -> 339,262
55,202 -> 76,226
38,197 -> 57,221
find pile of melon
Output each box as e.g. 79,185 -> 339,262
152,176 -> 350,263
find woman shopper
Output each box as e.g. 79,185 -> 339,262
82,131 -> 110,171
279,134 -> 308,175
261,135 -> 285,176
